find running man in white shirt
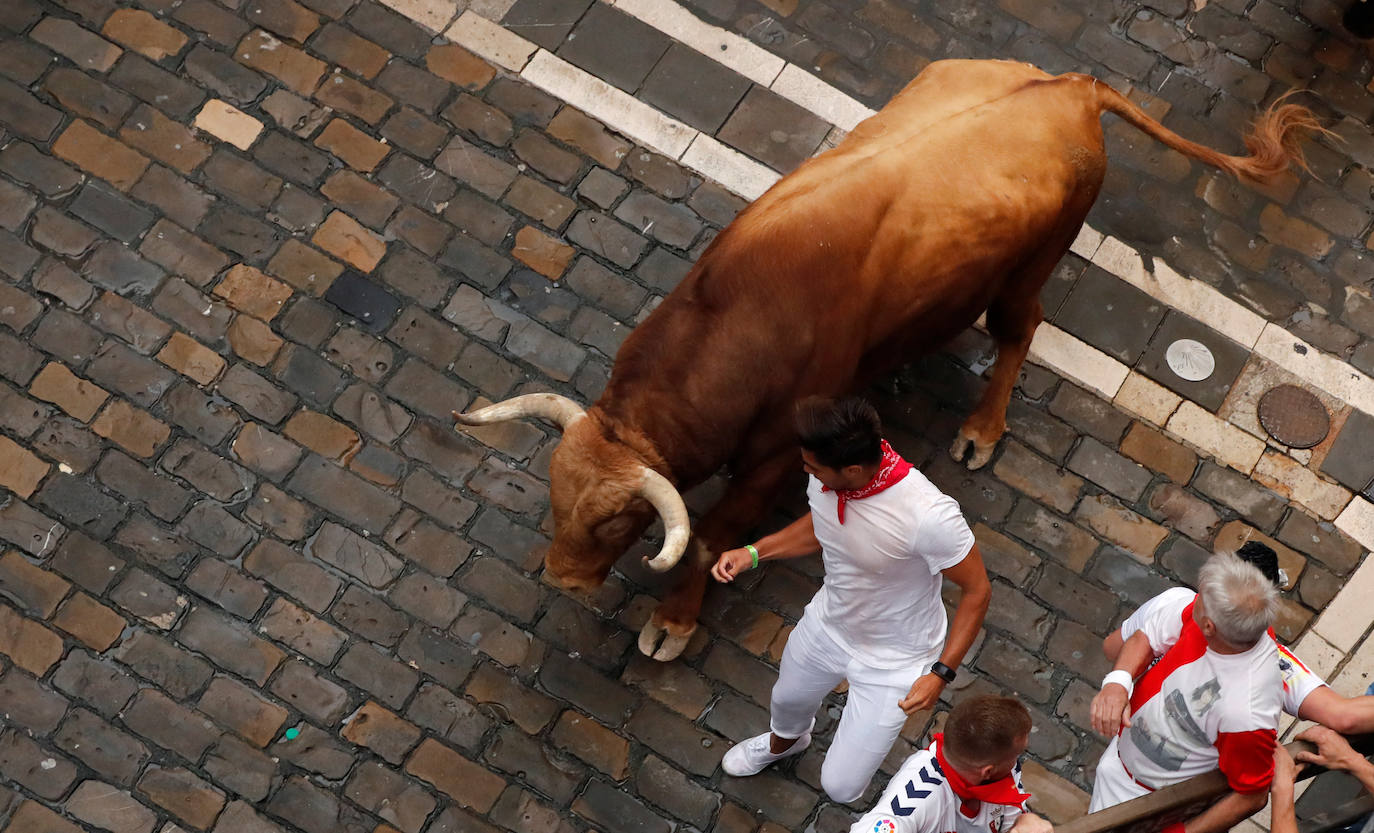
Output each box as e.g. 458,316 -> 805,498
1088,552 -> 1282,833
712,396 -> 992,803
1105,541 -> 1374,734
849,695 -> 1054,833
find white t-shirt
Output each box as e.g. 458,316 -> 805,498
1116,590 -> 1280,792
849,745 -> 1025,833
1119,588 -> 1328,716
805,470 -> 975,669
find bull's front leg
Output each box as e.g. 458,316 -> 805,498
639,452 -> 797,661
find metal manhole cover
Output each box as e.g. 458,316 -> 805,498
1258,384 -> 1329,449
1165,339 -> 1215,382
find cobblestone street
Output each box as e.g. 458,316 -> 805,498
0,1 -> 1373,832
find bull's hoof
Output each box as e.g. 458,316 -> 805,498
638,619 -> 697,662
949,429 -> 997,471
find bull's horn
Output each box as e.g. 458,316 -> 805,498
452,393 -> 585,429
638,467 -> 690,571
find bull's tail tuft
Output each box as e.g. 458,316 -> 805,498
1092,80 -> 1329,184
1238,92 -> 1331,180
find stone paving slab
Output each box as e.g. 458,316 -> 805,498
0,2 -> 1371,833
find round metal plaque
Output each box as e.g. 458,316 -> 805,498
1165,339 -> 1215,382
1257,384 -> 1330,449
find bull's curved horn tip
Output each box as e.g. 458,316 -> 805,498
637,467 -> 690,572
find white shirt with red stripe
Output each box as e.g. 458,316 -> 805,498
848,745 -> 1025,833
1111,591 -> 1280,796
1119,588 -> 1328,716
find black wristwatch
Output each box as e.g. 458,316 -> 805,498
930,661 -> 957,684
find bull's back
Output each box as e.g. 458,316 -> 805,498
607,61 -> 1111,435
734,63 -> 1107,332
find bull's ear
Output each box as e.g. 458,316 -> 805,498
592,513 -> 638,542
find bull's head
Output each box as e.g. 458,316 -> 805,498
454,394 -> 690,591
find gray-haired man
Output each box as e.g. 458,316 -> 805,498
1088,552 -> 1281,833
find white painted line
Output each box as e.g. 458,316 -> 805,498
1336,497 -> 1374,552
1113,371 -> 1182,427
1027,323 -> 1128,399
608,0 -> 785,87
1165,401 -> 1266,474
1252,450 -> 1351,522
769,63 -> 876,133
1255,323 -> 1374,416
1332,632 -> 1374,697
1313,552 -> 1374,652
379,0 -> 462,32
1092,236 -> 1266,349
444,10 -> 537,72
520,49 -> 696,159
1069,224 -> 1103,260
1293,630 -> 1345,682
679,133 -> 779,201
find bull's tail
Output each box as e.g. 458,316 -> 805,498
1090,81 -> 1327,182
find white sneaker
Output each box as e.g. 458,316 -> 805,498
721,729 -> 812,776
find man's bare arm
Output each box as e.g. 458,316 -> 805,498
898,546 -> 990,714
1298,687 -> 1374,736
1179,789 -> 1268,833
711,512 -> 819,583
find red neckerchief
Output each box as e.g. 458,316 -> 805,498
820,440 -> 912,523
933,734 -> 1031,816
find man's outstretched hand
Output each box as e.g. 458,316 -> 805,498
710,548 -> 753,583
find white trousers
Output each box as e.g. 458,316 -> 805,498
1089,736 -> 1151,812
769,613 -> 935,804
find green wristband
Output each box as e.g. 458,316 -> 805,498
744,544 -> 760,570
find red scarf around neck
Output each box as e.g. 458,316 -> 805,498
933,734 -> 1031,815
821,439 -> 912,524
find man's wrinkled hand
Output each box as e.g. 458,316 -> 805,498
1295,725 -> 1365,772
1010,812 -> 1054,833
710,548 -> 753,583
1090,683 -> 1131,737
899,673 -> 945,715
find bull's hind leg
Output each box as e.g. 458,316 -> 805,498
950,221 -> 1096,469
639,450 -> 796,661
950,294 -> 1043,470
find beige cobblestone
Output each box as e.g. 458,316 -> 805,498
29,362 -> 109,422
0,435 -> 50,498
0,604 -> 64,674
91,399 -> 172,458
1075,493 -> 1169,561
157,332 -> 226,385
313,211 -> 387,272
102,8 -> 188,60
283,410 -> 362,463
194,100 -> 264,151
227,316 -> 285,367
52,120 -> 150,191
213,265 -> 293,321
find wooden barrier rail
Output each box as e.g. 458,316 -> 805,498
1056,735 -> 1374,833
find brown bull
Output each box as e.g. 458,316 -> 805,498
456,59 -> 1318,661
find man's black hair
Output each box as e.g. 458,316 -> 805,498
794,396 -> 882,469
1236,540 -> 1281,587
